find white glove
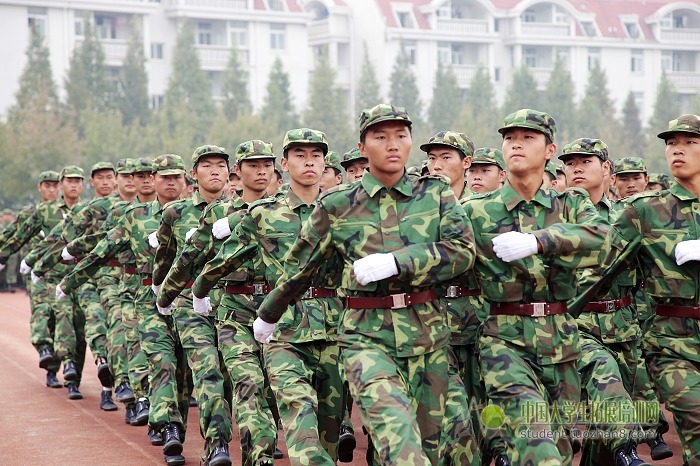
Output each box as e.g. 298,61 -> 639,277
148,232 -> 159,249
55,284 -> 67,300
20,260 -> 31,275
39,230 -> 45,238
151,284 -> 160,297
61,247 -> 75,261
492,231 -> 539,262
157,303 -> 173,316
253,317 -> 276,343
193,296 -> 212,316
185,228 -> 197,242
353,253 -> 399,285
212,217 -> 232,239
675,240 -> 700,266
0,263 -> 4,272
31,270 -> 41,284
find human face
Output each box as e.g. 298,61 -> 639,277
228,173 -> 242,198
281,145 -> 325,187
134,172 -> 155,197
613,172 -> 649,198
235,159 -> 275,195
117,173 -> 137,197
467,164 -> 506,193
646,182 -> 664,191
555,172 -> 567,192
427,146 -> 470,188
665,133 -> 700,184
319,167 -> 342,191
155,173 -> 184,203
38,181 -> 59,201
563,155 -> 608,194
501,128 -> 555,176
359,121 -> 412,179
60,177 -> 84,202
267,174 -> 284,196
345,160 -> 368,182
192,155 -> 228,196
91,169 -> 116,197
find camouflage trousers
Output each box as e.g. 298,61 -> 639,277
264,340 -> 343,466
124,275 -> 150,399
174,305 -> 232,460
2,251 -> 19,286
139,298 -> 190,436
54,284 -> 88,386
83,278 -> 108,366
646,324 -> 700,465
99,270 -> 128,388
633,319 -> 669,439
342,344 -> 479,466
218,317 -> 277,466
29,277 -> 59,371
577,334 -> 639,464
479,335 -> 580,466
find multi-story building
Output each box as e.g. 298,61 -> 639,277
0,0 -> 699,124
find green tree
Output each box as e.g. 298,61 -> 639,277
162,21 -> 216,149
221,46 -> 252,122
577,63 -> 619,144
118,21 -> 150,126
542,54 -> 576,144
261,57 -> 298,134
389,43 -> 421,123
303,53 -> 354,151
617,91 -> 644,157
355,44 -> 382,117
456,64 -> 501,148
208,110 -> 279,156
644,72 -> 680,170
501,66 -> 542,115
428,64 -> 462,131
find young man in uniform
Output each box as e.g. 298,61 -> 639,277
466,148 -> 507,194
320,151 -> 344,191
340,147 -> 369,183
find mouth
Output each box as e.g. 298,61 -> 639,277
672,159 -> 685,166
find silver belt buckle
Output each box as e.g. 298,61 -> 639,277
605,301 -> 616,313
445,286 -> 458,298
532,302 -> 546,317
390,293 -> 407,309
253,283 -> 264,295
301,288 -> 313,300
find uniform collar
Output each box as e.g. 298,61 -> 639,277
597,194 -> 612,212
285,187 -> 318,210
361,170 -> 413,198
500,180 -> 555,211
670,182 -> 699,201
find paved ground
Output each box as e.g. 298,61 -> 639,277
0,290 -> 683,465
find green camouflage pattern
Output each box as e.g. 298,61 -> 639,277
657,113 -> 700,140
498,108 -> 557,142
154,154 -> 186,175
559,138 -> 609,162
60,165 -> 85,179
648,173 -> 672,190
116,158 -> 133,175
419,130 -> 475,159
471,148 -> 505,170
545,160 -> 558,180
325,151 -> 343,173
613,157 -> 647,175
340,147 -> 365,169
358,103 -> 412,136
90,161 -> 115,175
234,139 -> 275,164
38,170 -> 60,182
132,156 -> 155,173
192,144 -> 229,166
282,128 -> 329,154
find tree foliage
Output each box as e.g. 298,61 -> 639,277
221,46 -> 252,122
428,64 -> 462,131
118,21 -> 150,126
502,66 -> 542,115
389,43 -> 421,123
542,55 -> 576,145
355,44 -> 382,118
261,57 -> 298,134
577,63 -> 620,144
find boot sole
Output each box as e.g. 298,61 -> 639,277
131,414 -> 148,426
116,390 -> 136,404
63,370 -> 78,382
338,432 -> 356,463
101,403 -> 118,411
164,455 -> 186,466
39,354 -> 54,369
68,393 -> 83,400
651,447 -> 673,461
209,455 -> 231,466
163,440 -> 183,457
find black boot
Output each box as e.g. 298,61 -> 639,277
46,371 -> 62,388
162,424 -> 183,457
96,357 -> 114,388
207,439 -> 231,466
131,398 -> 150,426
149,428 -> 164,446
495,454 -> 512,466
124,402 -> 137,424
63,360 -> 78,382
67,384 -> 83,400
163,454 -> 185,466
38,348 -> 54,369
100,390 -> 118,411
647,432 -> 673,461
115,381 -> 135,403
614,444 -> 651,466
338,424 -> 356,462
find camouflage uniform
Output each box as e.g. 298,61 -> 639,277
0,209 -> 19,290
152,145 -> 233,462
195,129 -> 346,465
462,110 -> 608,466
255,110 -> 480,466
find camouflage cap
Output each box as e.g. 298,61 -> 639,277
340,147 -> 366,169
132,157 -> 155,174
559,138 -> 609,162
153,154 -> 186,175
273,163 -> 283,178
498,109 -> 557,142
38,170 -> 60,183
420,131 -> 475,159
192,145 -> 229,166
657,113 -> 700,140
235,140 -> 276,164
60,165 -> 85,180
613,157 -> 647,175
324,151 -> 343,173
545,160 -> 558,179
358,104 -> 412,137
116,158 -> 134,175
406,165 -> 422,177
553,160 -> 565,175
648,173 -> 671,189
0,208 -> 15,216
283,128 -> 329,154
90,161 -> 115,176
471,147 -> 505,170
420,159 -> 429,175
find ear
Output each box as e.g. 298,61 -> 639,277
190,168 -> 197,180
498,170 -> 507,183
463,156 -> 472,170
358,142 -> 367,158
233,164 -> 242,176
280,157 -> 290,173
544,142 -> 557,161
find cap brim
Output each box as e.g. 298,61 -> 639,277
62,175 -> 84,179
558,151 -> 607,162
498,123 -> 547,137
362,117 -> 412,135
340,157 -> 367,168
239,155 -> 276,161
657,129 -> 700,140
614,170 -> 646,175
157,169 -> 186,175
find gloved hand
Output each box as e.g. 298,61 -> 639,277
151,284 -> 160,298
157,303 -> 173,316
675,240 -> 700,266
55,284 -> 67,300
31,270 -> 41,284
253,317 -> 276,343
353,253 -> 399,285
193,296 -> 212,316
61,247 -> 75,261
185,228 -> 197,242
148,232 -> 159,249
492,231 -> 539,262
19,260 -> 31,275
0,263 -> 4,272
212,218 -> 232,239
39,230 -> 45,238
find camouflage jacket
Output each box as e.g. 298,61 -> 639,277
0,205 -> 36,252
255,172 -> 476,356
193,188 -> 343,342
462,182 -> 608,365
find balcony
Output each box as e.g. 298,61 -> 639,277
436,18 -> 488,35
165,0 -> 247,8
659,28 -> 700,43
667,71 -> 700,89
451,64 -> 478,87
103,40 -> 129,63
531,68 -> 553,87
521,23 -> 571,37
196,45 -> 249,69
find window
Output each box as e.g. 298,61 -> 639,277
624,22 -> 640,38
438,42 -> 450,65
28,7 -> 47,37
267,0 -> 285,11
581,21 -> 596,37
523,8 -> 536,23
524,47 -> 537,67
270,24 -> 285,50
661,51 -> 682,72
198,22 -> 212,45
451,44 -> 465,65
587,47 -> 600,70
674,13 -> 688,29
396,11 -> 414,28
633,92 -> 644,114
403,40 -> 417,65
151,95 -> 164,109
630,49 -> 643,73
494,19 -> 500,32
74,14 -> 85,37
151,43 -> 164,60
553,7 -> 569,24
494,67 -> 501,82
95,14 -> 117,40
229,21 -> 248,47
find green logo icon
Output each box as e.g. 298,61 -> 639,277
481,405 -> 505,429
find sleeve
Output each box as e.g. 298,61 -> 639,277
152,206 -> 179,287
0,209 -> 42,263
